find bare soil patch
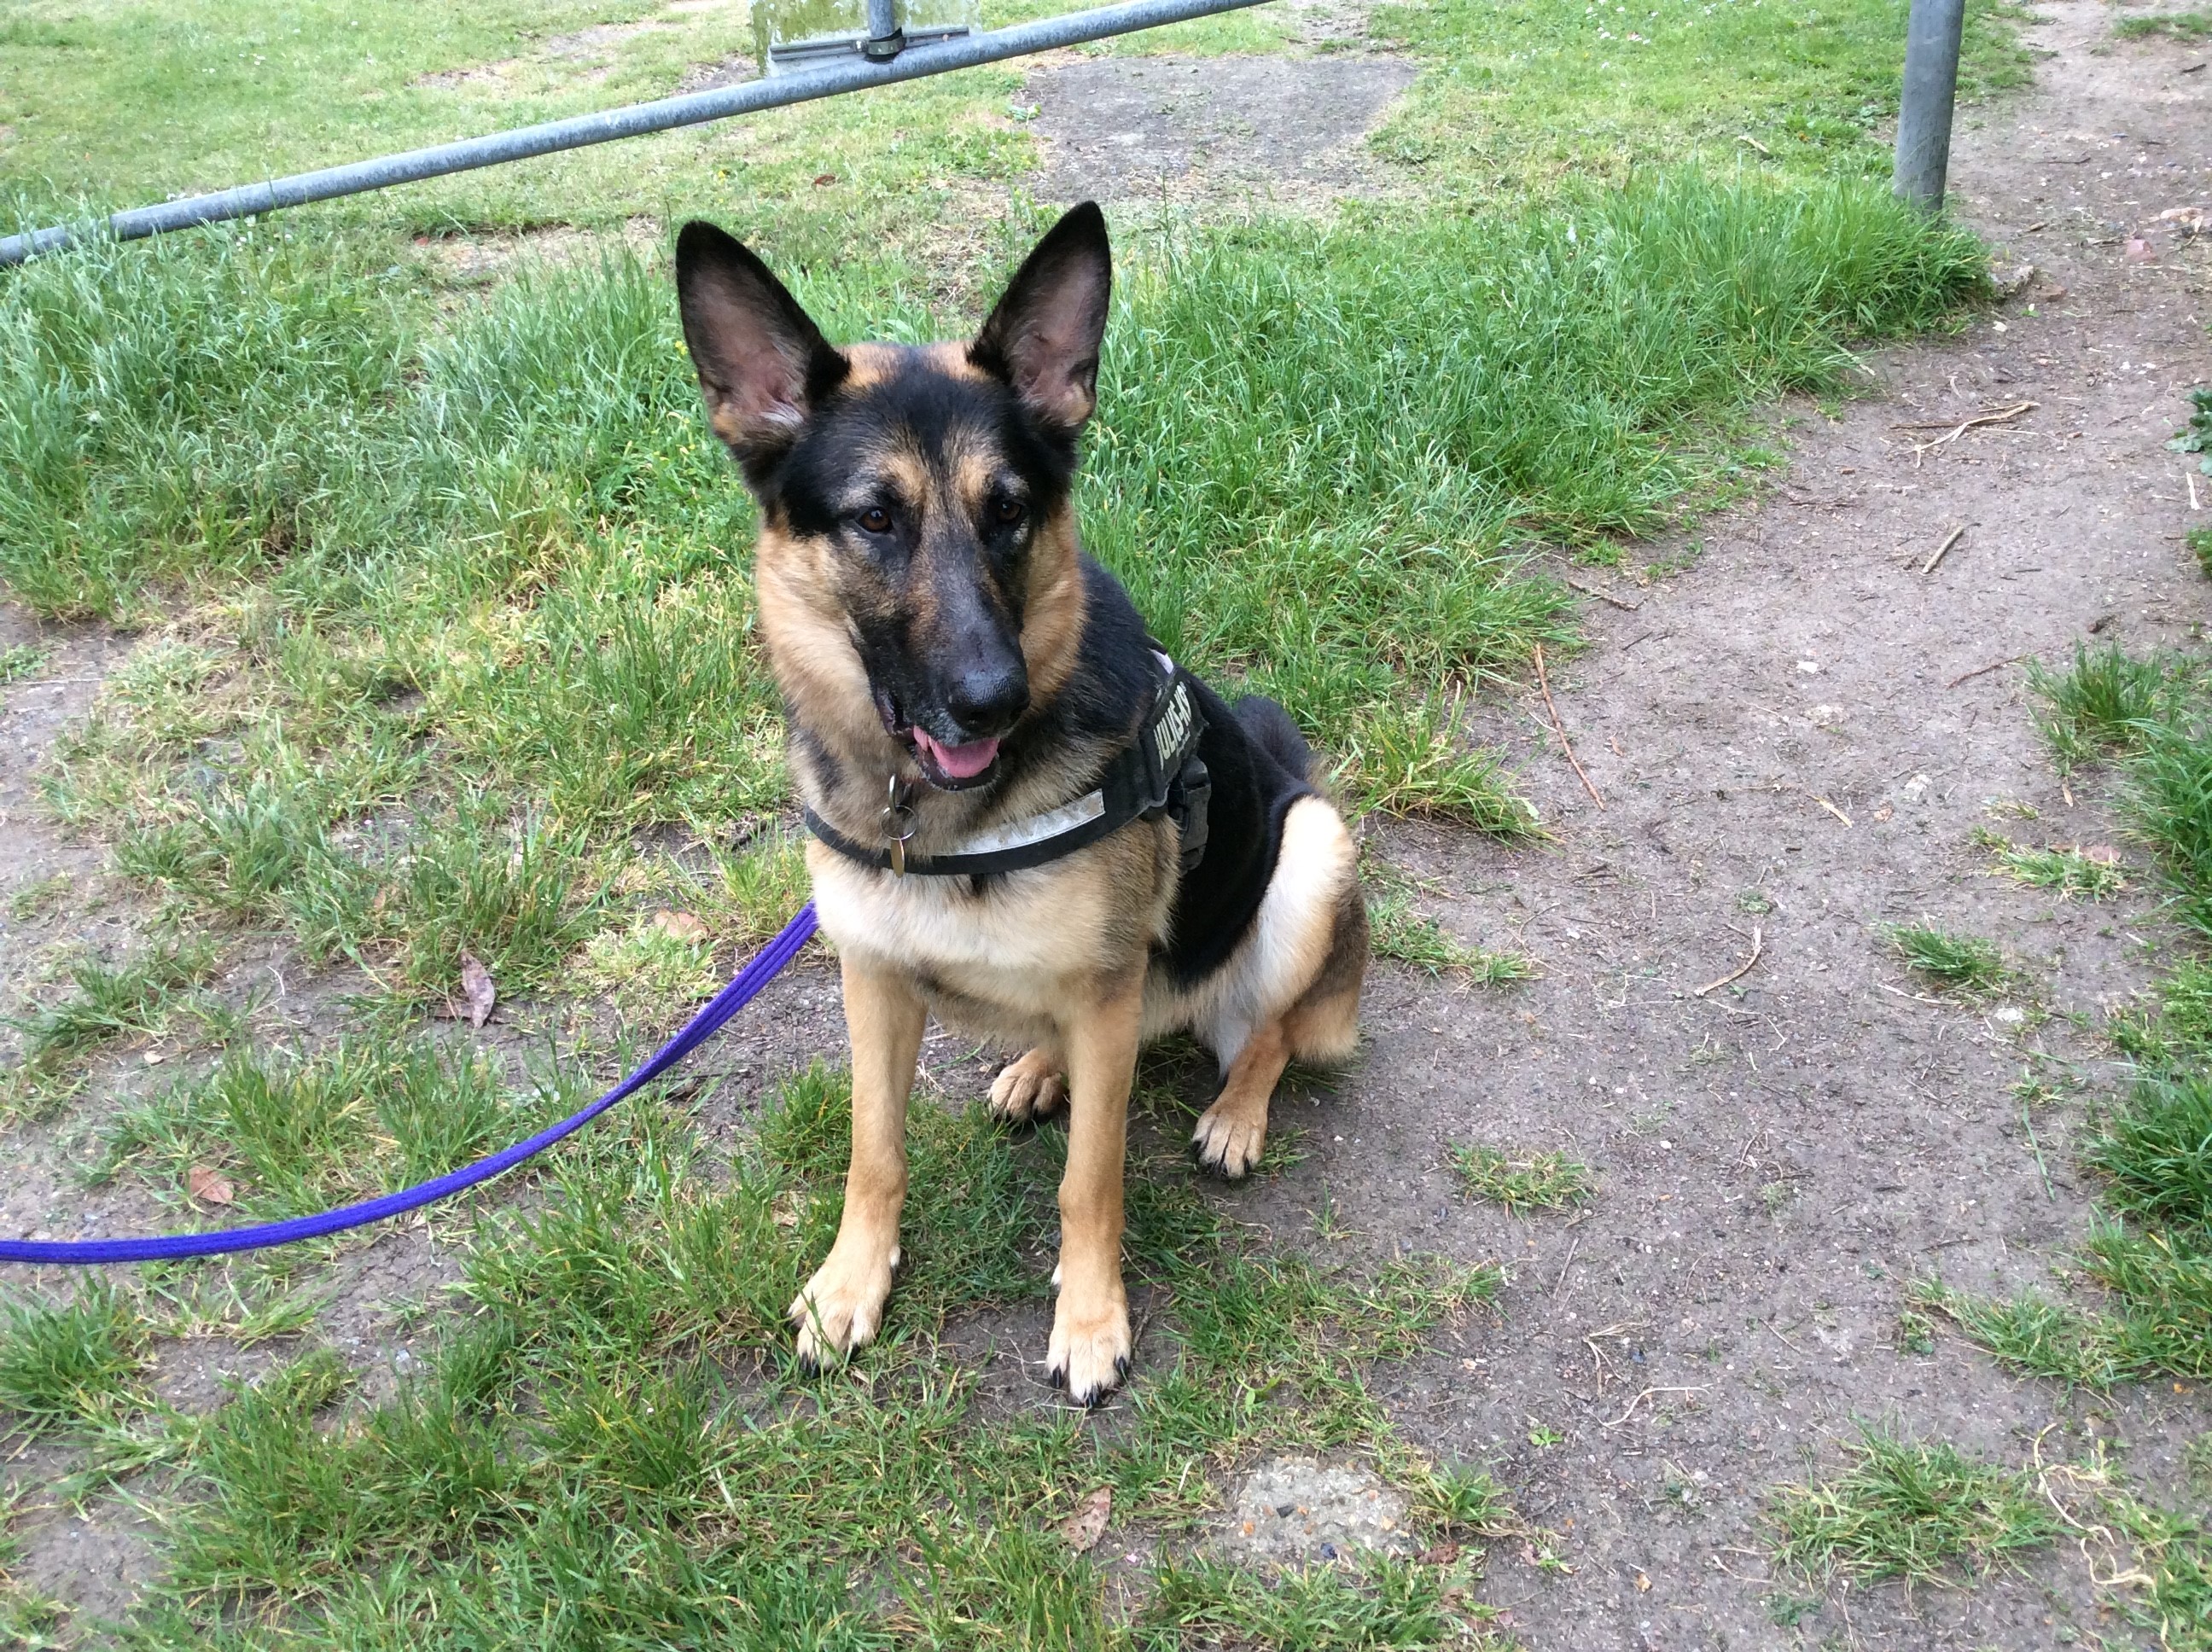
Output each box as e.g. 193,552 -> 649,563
1024,54 -> 1415,203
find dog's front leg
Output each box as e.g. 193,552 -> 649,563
791,955 -> 925,1370
1049,975 -> 1143,1405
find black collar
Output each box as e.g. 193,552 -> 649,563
803,652 -> 1209,878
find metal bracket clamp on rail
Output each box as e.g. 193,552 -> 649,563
0,0 -> 1278,267
0,904 -> 818,1266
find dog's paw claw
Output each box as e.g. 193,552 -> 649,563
789,1250 -> 894,1370
988,1050 -> 1067,1126
1191,1103 -> 1266,1179
1048,1294 -> 1132,1407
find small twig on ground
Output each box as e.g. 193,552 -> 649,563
1533,643 -> 1604,809
1760,1318 -> 1803,1353
1947,652 -> 2031,689
1564,575 -> 1642,611
1895,399 -> 2039,434
2190,472 -> 2202,511
1737,132 -> 1772,156
1900,399 -> 2038,465
1922,524 -> 1967,574
1601,1385 -> 1708,1429
1694,926 -> 1763,998
1810,794 -> 1853,828
1552,1237 -> 1580,1295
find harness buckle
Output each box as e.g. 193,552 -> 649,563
1171,756 -> 1211,873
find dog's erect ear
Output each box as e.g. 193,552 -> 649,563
675,219 -> 847,478
969,202 -> 1112,433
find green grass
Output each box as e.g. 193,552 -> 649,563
1770,1429 -> 2211,1640
30,1065 -> 1507,1647
0,1282 -> 152,1436
2027,643 -> 2180,767
2116,9 -> 2212,39
1448,1144 -> 1593,1214
1132,1555 -> 1495,1650
98,1038 -> 573,1221
1973,827 -> 2128,900
1881,922 -> 2009,995
1770,1428 -> 2060,1584
1371,0 -> 2029,195
0,0 -> 1050,248
6,935 -> 221,1063
2192,525 -> 2212,580
0,1490 -> 67,1651
1926,648 -> 2212,1390
0,643 -> 46,683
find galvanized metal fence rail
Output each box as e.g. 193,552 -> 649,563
0,0 -> 1269,267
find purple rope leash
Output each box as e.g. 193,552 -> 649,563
0,903 -> 819,1267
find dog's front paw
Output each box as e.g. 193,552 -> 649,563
1192,1099 -> 1266,1179
1047,1288 -> 1132,1407
789,1244 -> 899,1371
988,1049 -> 1067,1125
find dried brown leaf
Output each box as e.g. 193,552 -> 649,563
187,1165 -> 236,1207
460,952 -> 497,1028
1058,1486 -> 1111,1553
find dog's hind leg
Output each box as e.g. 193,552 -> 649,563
1191,1021 -> 1289,1179
791,956 -> 925,1370
1192,804 -> 1369,1179
988,1046 -> 1066,1124
1050,981 -> 1142,1406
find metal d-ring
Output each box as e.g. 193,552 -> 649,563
881,774 -> 918,875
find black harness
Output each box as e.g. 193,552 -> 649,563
802,654 -> 1212,878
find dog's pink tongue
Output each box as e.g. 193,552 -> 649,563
915,730 -> 1000,779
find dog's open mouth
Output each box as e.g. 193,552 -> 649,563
911,728 -> 1001,785
876,691 -> 1003,790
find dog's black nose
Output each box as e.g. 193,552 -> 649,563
946,662 -> 1028,735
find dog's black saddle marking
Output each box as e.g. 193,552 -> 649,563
803,651 -> 1211,878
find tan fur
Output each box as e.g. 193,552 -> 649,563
790,954 -> 925,1368
1016,515 -> 1086,710
840,341 -> 904,390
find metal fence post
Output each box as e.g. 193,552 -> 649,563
863,0 -> 906,61
1893,0 -> 1965,212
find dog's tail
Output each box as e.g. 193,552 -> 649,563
1231,695 -> 1320,786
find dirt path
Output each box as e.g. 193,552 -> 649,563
1307,5 -> 2209,1643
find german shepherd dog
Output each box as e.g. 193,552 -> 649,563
674,202 -> 1368,1405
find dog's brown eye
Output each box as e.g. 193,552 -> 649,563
993,499 -> 1026,527
857,506 -> 893,535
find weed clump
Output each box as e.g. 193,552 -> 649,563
1771,1428 -> 2059,1584
1882,922 -> 2008,996
8,937 -> 220,1064
1973,827 -> 2127,900
2116,9 -> 2212,38
1449,1143 -> 1592,1213
2027,643 -> 2176,766
0,1282 -> 151,1435
1924,646 -> 2212,1387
